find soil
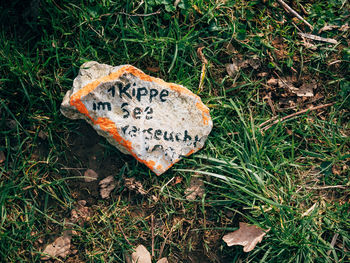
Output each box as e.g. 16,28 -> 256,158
62,122 -> 128,204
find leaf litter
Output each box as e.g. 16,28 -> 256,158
99,175 -> 117,199
125,244 -> 167,263
42,230 -> 72,260
124,177 -> 147,195
222,222 -> 270,252
185,176 -> 205,200
42,200 -> 91,260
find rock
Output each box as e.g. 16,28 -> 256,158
61,61 -> 212,175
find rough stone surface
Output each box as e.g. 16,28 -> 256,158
61,61 -> 212,175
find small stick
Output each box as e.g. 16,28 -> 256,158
261,103 -> 334,131
117,222 -> 133,247
151,214 -> 155,258
276,0 -> 314,30
298,33 -> 338,44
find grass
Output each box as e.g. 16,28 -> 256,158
0,0 -> 349,262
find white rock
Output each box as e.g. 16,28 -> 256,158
61,61 -> 212,175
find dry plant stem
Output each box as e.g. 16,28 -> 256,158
117,221 -> 133,247
298,33 -> 338,44
267,93 -> 277,116
158,225 -> 177,260
305,185 -> 348,190
276,0 -> 314,30
327,233 -> 339,256
261,103 -> 335,131
151,214 -> 155,258
118,10 -> 161,17
100,10 -> 161,18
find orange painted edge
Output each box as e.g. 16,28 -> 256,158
69,65 -> 210,175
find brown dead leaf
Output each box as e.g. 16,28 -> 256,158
339,23 -> 349,32
131,245 -> 151,263
247,58 -> 261,69
146,67 -> 160,73
267,77 -> 278,85
301,39 -> 317,50
125,245 -> 168,263
222,222 -> 270,252
0,151 -> 5,164
6,119 -> 17,129
173,176 -> 183,185
124,177 -> 147,195
197,47 -> 208,64
185,177 -> 205,200
224,42 -> 236,53
295,80 -> 316,97
38,130 -> 48,140
257,72 -> 268,77
42,231 -> 72,260
70,200 -> 91,225
99,176 -> 117,199
226,62 -> 239,77
84,169 -> 98,182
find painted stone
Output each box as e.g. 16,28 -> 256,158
61,61 -> 212,175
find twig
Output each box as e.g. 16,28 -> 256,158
151,214 -> 155,258
116,221 -> 133,247
298,32 -> 338,44
276,0 -> 314,30
261,103 -> 334,131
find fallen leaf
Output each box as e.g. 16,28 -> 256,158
0,151 -> 5,164
295,80 -> 316,97
247,58 -> 261,69
185,177 -> 205,200
6,119 -> 17,129
125,245 -> 168,263
99,176 -> 117,199
197,47 -> 208,64
84,168 -> 98,182
42,231 -> 72,260
173,176 -> 183,185
267,78 -> 278,85
222,222 -> 270,252
301,39 -> 317,50
130,245 -> 152,263
257,72 -> 268,77
38,130 -> 48,140
124,177 -> 147,195
146,67 -> 160,73
70,200 -> 91,225
226,62 -> 239,77
339,23 -> 349,32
